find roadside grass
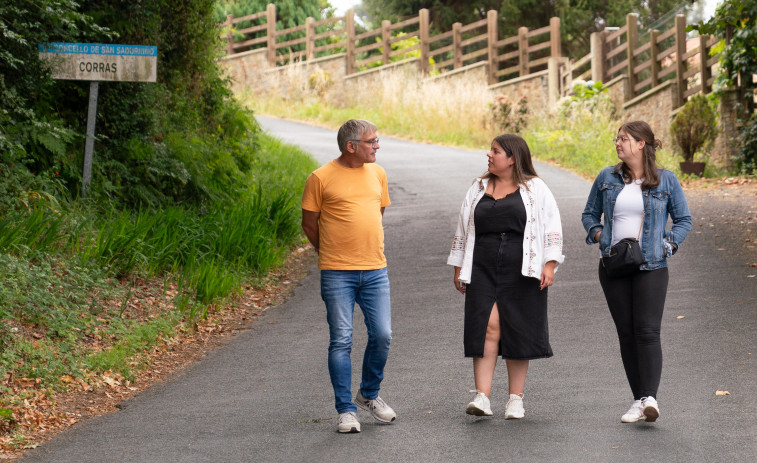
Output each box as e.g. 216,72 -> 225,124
245,62 -> 739,180
525,99 -> 686,178
247,64 -> 497,149
0,132 -> 318,443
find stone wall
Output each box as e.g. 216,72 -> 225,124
219,49 -> 267,94
622,81 -> 677,146
604,75 -> 627,113
339,58 -> 421,107
489,70 -> 549,117
427,61 -> 489,86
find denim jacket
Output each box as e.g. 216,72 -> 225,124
581,166 -> 692,270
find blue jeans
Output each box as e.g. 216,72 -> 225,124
321,268 -> 392,413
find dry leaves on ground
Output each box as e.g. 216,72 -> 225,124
0,246 -> 315,459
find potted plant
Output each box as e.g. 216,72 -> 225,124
670,94 -> 719,176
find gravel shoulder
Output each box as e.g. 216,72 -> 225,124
683,177 -> 757,266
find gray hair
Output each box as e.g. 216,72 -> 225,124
337,119 -> 377,153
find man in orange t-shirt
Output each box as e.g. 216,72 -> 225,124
301,119 -> 395,434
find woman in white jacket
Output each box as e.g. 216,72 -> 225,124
448,134 -> 564,419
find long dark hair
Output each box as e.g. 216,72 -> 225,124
615,121 -> 662,189
483,134 -> 538,186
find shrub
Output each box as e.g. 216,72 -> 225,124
488,95 -> 528,133
308,70 -> 334,97
670,94 -> 719,162
735,113 -> 757,173
571,79 -> 608,100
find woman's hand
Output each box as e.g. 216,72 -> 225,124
540,261 -> 556,290
594,230 -> 601,242
453,266 -> 466,294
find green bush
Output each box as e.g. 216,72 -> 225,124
670,94 -> 719,162
735,114 -> 757,173
488,95 -> 528,134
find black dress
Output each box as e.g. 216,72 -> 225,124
464,191 -> 553,360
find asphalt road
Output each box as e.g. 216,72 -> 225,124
21,117 -> 756,462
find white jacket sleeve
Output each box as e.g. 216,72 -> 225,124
539,181 -> 565,267
447,186 -> 472,268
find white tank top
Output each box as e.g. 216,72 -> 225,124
611,179 -> 644,246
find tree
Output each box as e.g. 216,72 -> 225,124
0,0 -> 111,208
0,0 -> 258,209
215,1 -> 336,57
214,0 -> 334,28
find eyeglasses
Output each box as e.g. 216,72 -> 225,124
613,136 -> 634,144
351,138 -> 379,148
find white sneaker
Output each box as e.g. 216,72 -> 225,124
466,391 -> 493,416
355,391 -> 396,423
642,396 -> 660,422
337,411 -> 361,433
504,394 -> 525,419
621,400 -> 644,423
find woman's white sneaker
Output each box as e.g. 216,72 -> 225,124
642,396 -> 660,422
466,391 -> 493,416
621,400 -> 644,423
504,394 -> 525,419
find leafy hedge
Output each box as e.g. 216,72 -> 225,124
0,0 -> 259,210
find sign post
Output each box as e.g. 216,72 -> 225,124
83,81 -> 99,196
39,42 -> 157,197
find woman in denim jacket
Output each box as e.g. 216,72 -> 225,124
582,121 -> 692,424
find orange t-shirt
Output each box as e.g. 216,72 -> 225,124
302,160 -> 391,270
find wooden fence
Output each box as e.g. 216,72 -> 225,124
219,4 -> 561,85
560,13 -> 718,108
220,6 -> 720,109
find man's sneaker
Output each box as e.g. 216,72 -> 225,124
504,394 -> 525,419
337,411 -> 361,433
355,391 -> 396,423
466,391 -> 493,416
621,399 -> 644,423
642,396 -> 660,422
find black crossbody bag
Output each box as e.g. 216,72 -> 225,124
601,197 -> 646,278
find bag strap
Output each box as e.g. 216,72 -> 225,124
636,195 -> 648,241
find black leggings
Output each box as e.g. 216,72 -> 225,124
598,261 -> 669,400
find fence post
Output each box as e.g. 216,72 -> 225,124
699,34 -> 712,94
590,31 -> 606,82
673,14 -> 686,108
419,9 -> 430,75
550,17 -> 561,57
266,3 -> 276,65
518,26 -> 529,77
548,57 -> 563,110
487,10 -> 499,84
381,20 -> 391,66
225,14 -> 234,55
452,22 -> 462,69
650,29 -> 660,88
306,17 -> 315,61
346,9 -> 356,75
625,13 -> 638,101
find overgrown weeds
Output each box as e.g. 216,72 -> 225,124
246,61 -> 722,179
